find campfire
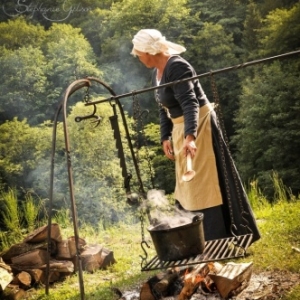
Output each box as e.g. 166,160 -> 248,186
139,261 -> 253,299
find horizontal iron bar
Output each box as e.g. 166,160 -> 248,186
86,50 -> 300,107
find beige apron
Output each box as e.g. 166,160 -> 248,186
171,103 -> 223,211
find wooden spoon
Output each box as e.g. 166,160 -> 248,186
182,152 -> 196,182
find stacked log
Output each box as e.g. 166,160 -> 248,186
0,223 -> 116,299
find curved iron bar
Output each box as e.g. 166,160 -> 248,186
47,77 -> 147,298
85,50 -> 300,106
47,79 -> 91,299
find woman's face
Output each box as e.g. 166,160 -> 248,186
134,50 -> 156,68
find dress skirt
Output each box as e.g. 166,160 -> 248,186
171,103 -> 260,243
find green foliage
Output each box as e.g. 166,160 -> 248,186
0,46 -> 48,124
233,60 -> 300,197
22,191 -> 45,232
0,17 -> 46,51
258,2 -> 300,56
0,188 -> 22,233
0,188 -> 46,251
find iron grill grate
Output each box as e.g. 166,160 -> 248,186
141,234 -> 253,271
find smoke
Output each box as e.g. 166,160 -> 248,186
144,189 -> 196,230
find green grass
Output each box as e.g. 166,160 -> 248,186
1,179 -> 300,300
24,198 -> 300,300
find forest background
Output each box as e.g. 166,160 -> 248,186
0,0 -> 299,236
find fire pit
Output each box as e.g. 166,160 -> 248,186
148,214 -> 205,261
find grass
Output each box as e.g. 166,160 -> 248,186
25,198 -> 300,300
1,178 -> 300,300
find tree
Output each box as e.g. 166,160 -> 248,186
0,46 -> 48,124
257,2 -> 300,56
242,0 -> 262,59
0,17 -> 46,51
233,61 -> 300,197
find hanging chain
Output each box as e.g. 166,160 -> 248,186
132,93 -> 155,189
210,74 -> 249,235
132,93 -> 154,267
83,86 -> 90,103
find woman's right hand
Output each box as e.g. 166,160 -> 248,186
162,139 -> 175,160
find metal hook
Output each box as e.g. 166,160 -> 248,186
74,104 -> 102,127
139,240 -> 150,268
229,224 -> 246,255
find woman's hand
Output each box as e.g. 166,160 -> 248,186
162,139 -> 175,160
183,134 -> 197,158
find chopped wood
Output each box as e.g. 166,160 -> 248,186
0,264 -> 13,292
81,244 -> 103,273
23,223 -> 62,243
26,269 -> 43,285
1,240 -> 56,263
99,247 -> 116,269
140,282 -> 156,300
40,259 -> 74,273
11,249 -> 48,267
2,284 -> 27,300
56,240 -> 72,259
153,271 -> 180,296
12,271 -> 31,289
178,263 -> 214,300
67,236 -> 86,257
208,261 -> 253,298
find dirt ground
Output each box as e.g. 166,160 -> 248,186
116,270 -> 300,300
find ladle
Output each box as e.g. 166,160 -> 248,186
182,152 -> 196,182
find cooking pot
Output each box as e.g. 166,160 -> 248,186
148,214 -> 205,261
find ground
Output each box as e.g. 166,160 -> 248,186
116,270 -> 300,300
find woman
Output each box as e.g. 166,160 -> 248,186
131,29 -> 260,243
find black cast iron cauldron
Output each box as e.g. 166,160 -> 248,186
148,214 -> 205,261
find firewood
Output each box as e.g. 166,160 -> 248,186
178,263 -> 214,300
26,269 -> 43,285
48,271 -> 61,283
67,236 -> 86,257
140,282 -> 156,300
81,244 -> 103,273
23,223 -> 62,243
153,271 -> 180,295
99,247 -> 116,269
11,249 -> 48,267
2,284 -> 27,300
1,240 -> 57,263
0,264 -> 13,292
208,261 -> 253,299
12,271 -> 31,289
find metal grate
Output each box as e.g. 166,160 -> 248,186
141,234 -> 253,271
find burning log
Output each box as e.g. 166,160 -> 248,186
208,261 -> 253,298
153,270 -> 181,296
178,263 -> 214,300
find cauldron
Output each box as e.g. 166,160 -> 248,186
148,214 -> 205,261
